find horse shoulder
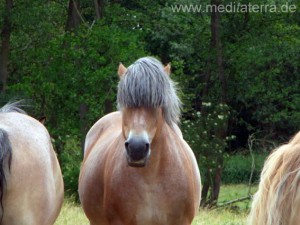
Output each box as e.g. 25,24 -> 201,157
168,126 -> 201,212
84,111 -> 122,157
79,112 -> 124,223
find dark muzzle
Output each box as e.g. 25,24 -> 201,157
125,137 -> 150,167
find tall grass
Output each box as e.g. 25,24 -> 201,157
55,184 -> 254,225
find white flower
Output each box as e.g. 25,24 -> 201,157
202,102 -> 212,107
218,115 -> 224,120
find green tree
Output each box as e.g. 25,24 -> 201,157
0,0 -> 13,94
1,0 -> 299,200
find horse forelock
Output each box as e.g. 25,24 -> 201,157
248,131 -> 300,225
117,57 -> 181,125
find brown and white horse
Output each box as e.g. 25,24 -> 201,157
248,131 -> 300,225
0,102 -> 64,225
79,57 -> 201,225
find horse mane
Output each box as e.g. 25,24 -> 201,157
0,101 -> 26,218
117,57 -> 182,125
248,131 -> 300,225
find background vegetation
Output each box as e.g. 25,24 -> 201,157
0,0 -> 299,206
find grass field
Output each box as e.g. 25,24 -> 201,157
55,184 -> 256,225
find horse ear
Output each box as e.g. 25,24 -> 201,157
118,63 -> 127,78
164,63 -> 171,76
39,116 -> 46,124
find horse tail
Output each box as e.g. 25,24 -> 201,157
0,100 -> 27,114
0,128 -> 12,216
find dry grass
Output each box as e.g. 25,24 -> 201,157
193,210 -> 248,225
55,199 -> 89,225
55,184 -> 255,225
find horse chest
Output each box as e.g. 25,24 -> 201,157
135,190 -> 168,225
107,174 -> 188,225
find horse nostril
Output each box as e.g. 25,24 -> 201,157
145,143 -> 149,150
125,141 -> 129,150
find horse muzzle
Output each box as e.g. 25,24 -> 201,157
125,137 -> 150,167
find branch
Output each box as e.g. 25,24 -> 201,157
213,195 -> 252,209
73,0 -> 85,24
247,133 -> 256,196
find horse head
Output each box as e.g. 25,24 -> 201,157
117,57 -> 178,167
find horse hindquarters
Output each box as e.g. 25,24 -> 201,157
0,116 -> 63,225
2,148 -> 63,225
47,148 -> 64,224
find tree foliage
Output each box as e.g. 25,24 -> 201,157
0,0 -> 299,199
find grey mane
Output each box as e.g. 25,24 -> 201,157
0,101 -> 27,114
117,57 -> 181,125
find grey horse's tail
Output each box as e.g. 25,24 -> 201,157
0,129 -> 12,216
0,101 -> 26,218
0,100 -> 27,114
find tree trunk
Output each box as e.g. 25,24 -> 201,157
200,0 -> 227,207
66,0 -> 82,31
104,99 -> 113,114
0,0 -> 13,94
65,0 -> 88,156
211,157 -> 223,204
211,0 -> 227,205
94,0 -> 104,19
79,102 -> 89,155
200,170 -> 211,207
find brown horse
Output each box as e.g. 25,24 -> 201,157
79,57 -> 201,225
0,102 -> 64,225
248,131 -> 300,225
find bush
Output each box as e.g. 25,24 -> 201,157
182,103 -> 233,183
222,153 -> 268,184
58,135 -> 82,198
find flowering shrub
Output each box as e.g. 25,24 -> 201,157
182,102 -> 235,180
